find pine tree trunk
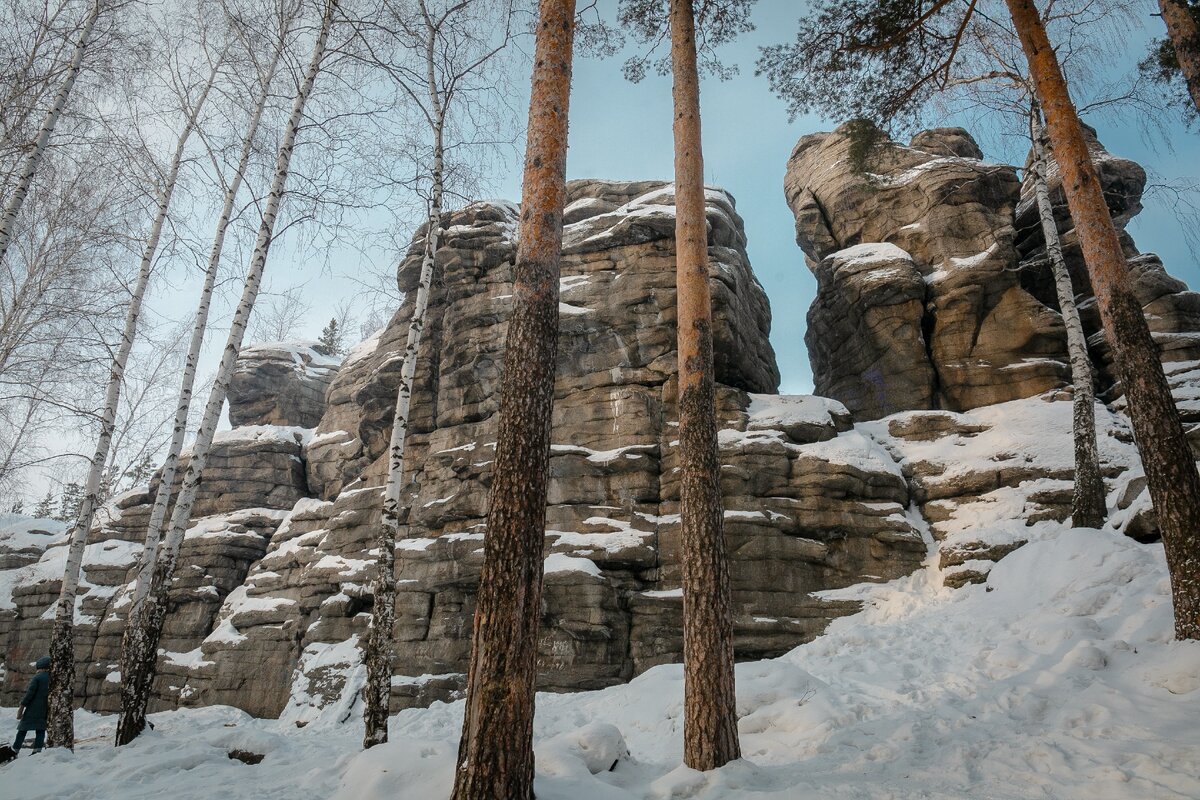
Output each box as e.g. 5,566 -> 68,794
114,0 -> 338,747
0,0 -> 101,264
1007,0 -> 1200,639
450,1 -> 575,796
45,42 -> 219,750
116,42 -> 284,739
1029,107 -> 1107,529
1159,0 -> 1200,114
668,0 -> 741,771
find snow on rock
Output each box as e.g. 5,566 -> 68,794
228,341 -> 337,429
281,635 -> 365,727
828,241 -> 913,266
544,552 -> 603,578
745,393 -> 851,444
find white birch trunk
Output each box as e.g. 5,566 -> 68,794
128,43 -> 284,618
0,0 -> 102,264
1030,106 -> 1107,528
115,0 -> 338,746
363,0 -> 447,747
45,44 -> 222,750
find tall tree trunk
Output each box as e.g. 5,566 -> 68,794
45,45 -> 220,750
116,41 -> 285,738
1007,0 -> 1200,639
668,0 -> 741,771
363,0 -> 451,746
0,0 -> 102,264
363,124 -> 446,752
450,0 -> 575,796
1028,104 -> 1107,529
1158,0 -> 1200,114
114,0 -> 338,747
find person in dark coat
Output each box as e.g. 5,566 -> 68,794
13,656 -> 50,755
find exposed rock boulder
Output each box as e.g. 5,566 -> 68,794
227,341 -> 339,428
167,181 -> 924,719
806,243 -> 936,418
788,123 -> 1200,419
787,122 -> 1065,415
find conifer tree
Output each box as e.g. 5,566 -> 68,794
33,490 -> 55,519
617,0 -> 755,770
316,317 -> 342,356
1154,0 -> 1200,114
451,0 -> 576,795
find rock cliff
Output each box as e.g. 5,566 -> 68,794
786,124 -> 1200,419
2,138 -> 1198,724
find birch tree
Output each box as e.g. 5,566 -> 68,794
45,42 -> 225,749
360,0 -> 518,750
120,4 -> 289,638
1027,100 -> 1105,529
116,0 -> 340,745
451,0 -> 575,795
0,0 -> 104,264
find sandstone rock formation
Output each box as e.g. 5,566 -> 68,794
787,123 -> 1200,420
227,341 -> 339,429
169,180 -> 927,718
3,135 -> 1198,725
1,180 -> 931,718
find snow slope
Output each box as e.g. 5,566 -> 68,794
3,520 -> 1196,799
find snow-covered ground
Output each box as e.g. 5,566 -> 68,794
3,521 -> 1198,799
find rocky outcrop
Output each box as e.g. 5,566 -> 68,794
788,123 -> 1200,419
227,341 -> 339,428
162,181 -> 924,718
0,353 -> 325,710
5,136 -> 1199,724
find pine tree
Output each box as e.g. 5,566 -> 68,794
56,482 -> 82,523
33,490 -> 55,519
451,0 -> 576,795
617,0 -> 755,770
315,317 -> 342,356
1155,0 -> 1200,114
1004,0 -> 1200,640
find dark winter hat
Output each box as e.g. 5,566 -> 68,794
35,656 -> 50,669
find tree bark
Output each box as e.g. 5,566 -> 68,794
0,0 -> 102,264
116,39 -> 284,743
450,1 -> 575,796
115,0 -> 338,747
1007,0 -> 1200,639
1028,105 -> 1106,529
45,39 -> 220,750
1158,0 -> 1200,114
363,54 -> 447,752
668,0 -> 741,771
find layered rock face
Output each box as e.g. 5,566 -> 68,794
0,344 -> 332,712
166,180 -> 928,719
787,124 -> 1200,420
4,134 -> 1197,724
227,341 -> 339,429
